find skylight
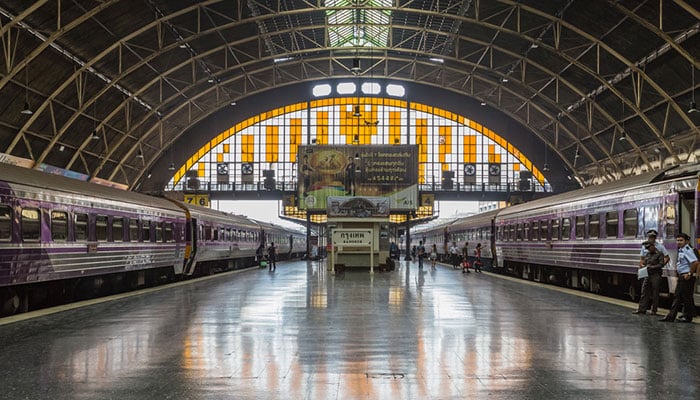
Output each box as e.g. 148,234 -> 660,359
326,0 -> 391,48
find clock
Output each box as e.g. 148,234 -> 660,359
463,163 -> 476,176
217,163 -> 229,175
241,163 -> 254,175
488,164 -> 501,176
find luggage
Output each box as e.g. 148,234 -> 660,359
260,260 -> 268,268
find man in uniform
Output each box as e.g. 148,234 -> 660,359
659,233 -> 698,322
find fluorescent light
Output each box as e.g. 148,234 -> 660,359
429,57 -> 444,63
273,57 -> 293,63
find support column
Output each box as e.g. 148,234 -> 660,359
404,215 -> 412,261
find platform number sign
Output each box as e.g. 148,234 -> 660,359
184,194 -> 210,207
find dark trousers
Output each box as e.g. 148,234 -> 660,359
637,273 -> 662,313
451,254 -> 460,269
666,276 -> 696,320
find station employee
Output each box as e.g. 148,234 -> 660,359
659,233 -> 699,323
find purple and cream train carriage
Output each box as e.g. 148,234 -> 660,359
0,163 -> 306,316
412,164 -> 700,304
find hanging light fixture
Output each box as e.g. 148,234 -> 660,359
136,149 -> 144,159
20,67 -> 33,115
618,131 -> 627,141
353,105 -> 362,117
91,101 -> 100,140
689,66 -> 698,114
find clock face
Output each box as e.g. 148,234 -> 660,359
463,164 -> 476,176
217,163 -> 229,175
241,163 -> 253,175
489,164 -> 501,176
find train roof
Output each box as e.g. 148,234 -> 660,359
185,203 -> 262,228
448,209 -> 500,230
498,165 -> 699,218
0,163 -> 180,211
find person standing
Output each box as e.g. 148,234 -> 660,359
639,229 -> 669,270
473,243 -> 483,273
417,240 -> 426,269
449,241 -> 460,269
430,244 -> 438,270
267,242 -> 277,271
660,233 -> 698,322
461,242 -> 470,273
632,241 -> 664,315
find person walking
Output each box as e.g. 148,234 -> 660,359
632,241 -> 664,315
430,244 -> 438,270
660,233 -> 698,322
417,240 -> 426,269
267,242 -> 277,271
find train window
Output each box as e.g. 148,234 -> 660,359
129,219 -> 138,242
589,214 -> 600,239
204,225 -> 212,241
113,217 -> 124,242
155,222 -> 163,242
562,218 -> 571,241
163,223 -> 173,242
551,219 -> 560,241
0,205 -> 11,240
141,220 -> 151,242
75,213 -> 88,241
575,216 -> 585,239
96,215 -> 108,241
623,209 -> 638,237
532,223 -> 539,241
605,211 -> 618,238
516,224 -> 522,241
524,223 -> 531,241
51,211 -> 68,241
198,224 -> 203,241
21,208 -> 41,241
540,220 -> 548,240
212,226 -> 219,241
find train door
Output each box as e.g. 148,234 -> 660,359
676,189 -> 698,304
183,217 -> 198,275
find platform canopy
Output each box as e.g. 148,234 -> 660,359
0,1 -> 697,191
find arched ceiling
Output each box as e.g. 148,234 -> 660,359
0,0 -> 697,191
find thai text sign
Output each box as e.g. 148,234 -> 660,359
332,229 -> 373,247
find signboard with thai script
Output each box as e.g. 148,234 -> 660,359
298,145 -> 418,211
0,153 -> 34,168
332,229 -> 373,247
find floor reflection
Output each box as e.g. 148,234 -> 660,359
0,259 -> 698,399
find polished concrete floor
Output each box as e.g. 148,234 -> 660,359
1,259 -> 699,400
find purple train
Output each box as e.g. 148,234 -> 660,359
413,164 -> 700,303
0,163 -> 306,316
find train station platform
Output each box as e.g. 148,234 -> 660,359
1,259 -> 698,399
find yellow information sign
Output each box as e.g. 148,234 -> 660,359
183,194 -> 210,207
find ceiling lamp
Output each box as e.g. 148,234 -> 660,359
136,149 -> 144,159
91,130 -> 100,140
168,163 -> 175,171
689,66 -> 698,114
21,102 -> 33,115
618,131 -> 627,141
20,67 -> 33,115
542,163 -> 550,172
353,105 -> 362,117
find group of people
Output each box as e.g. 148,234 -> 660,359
633,229 -> 698,323
411,240 -> 483,273
256,242 -> 277,272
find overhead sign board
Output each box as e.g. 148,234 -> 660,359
298,145 -> 418,211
